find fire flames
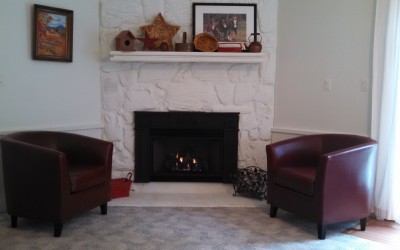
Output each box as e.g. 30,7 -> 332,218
172,152 -> 202,172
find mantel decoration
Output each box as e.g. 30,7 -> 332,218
32,4 -> 73,62
115,30 -> 136,51
193,33 -> 218,52
175,32 -> 193,52
140,13 -> 180,51
246,33 -> 262,52
192,3 -> 257,52
137,31 -> 159,51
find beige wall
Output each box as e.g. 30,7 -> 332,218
274,0 -> 375,136
0,0 -> 101,213
0,0 -> 102,133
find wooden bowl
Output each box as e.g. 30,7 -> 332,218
193,33 -> 218,52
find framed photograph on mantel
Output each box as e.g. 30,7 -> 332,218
32,4 -> 73,62
192,3 -> 257,48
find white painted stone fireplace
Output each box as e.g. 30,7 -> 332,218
99,0 -> 277,179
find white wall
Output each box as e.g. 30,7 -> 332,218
274,0 -> 375,137
0,0 -> 102,133
0,0 -> 101,212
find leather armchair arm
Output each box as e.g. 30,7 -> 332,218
315,143 -> 377,223
1,139 -> 69,215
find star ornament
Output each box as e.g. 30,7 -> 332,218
140,13 -> 180,51
138,31 -> 159,51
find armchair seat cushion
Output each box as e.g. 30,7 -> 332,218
69,164 -> 107,193
275,166 -> 316,196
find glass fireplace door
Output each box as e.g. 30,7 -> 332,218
151,136 -> 222,182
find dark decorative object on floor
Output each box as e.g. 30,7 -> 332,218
232,166 -> 267,200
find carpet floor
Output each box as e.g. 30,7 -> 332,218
0,207 -> 392,250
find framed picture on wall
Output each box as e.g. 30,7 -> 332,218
32,4 -> 73,62
192,3 -> 257,46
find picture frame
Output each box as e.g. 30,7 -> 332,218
32,4 -> 73,62
192,3 -> 257,48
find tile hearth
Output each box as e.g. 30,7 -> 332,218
108,182 -> 268,208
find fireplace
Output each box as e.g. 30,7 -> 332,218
134,111 -> 239,183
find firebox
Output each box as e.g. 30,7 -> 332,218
134,111 -> 239,183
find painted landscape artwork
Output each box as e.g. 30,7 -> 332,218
36,10 -> 68,57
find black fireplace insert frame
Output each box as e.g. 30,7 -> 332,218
134,111 -> 239,183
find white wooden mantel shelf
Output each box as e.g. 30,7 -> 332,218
110,51 -> 266,64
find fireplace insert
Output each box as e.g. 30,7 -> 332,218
134,111 -> 239,183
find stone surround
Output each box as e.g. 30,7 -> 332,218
99,0 -> 278,178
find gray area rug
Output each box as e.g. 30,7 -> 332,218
0,207 -> 390,250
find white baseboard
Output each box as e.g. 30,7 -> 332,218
0,123 -> 103,136
270,127 -> 368,143
271,127 -> 316,143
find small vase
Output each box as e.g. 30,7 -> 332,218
247,33 -> 262,53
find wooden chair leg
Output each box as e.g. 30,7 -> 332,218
360,218 -> 367,231
317,224 -> 326,240
11,216 -> 17,228
54,223 -> 63,237
100,203 -> 108,215
270,205 -> 278,217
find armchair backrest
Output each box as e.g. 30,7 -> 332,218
320,134 -> 376,155
267,136 -> 322,169
268,134 -> 376,168
2,131 -> 112,166
4,131 -> 59,150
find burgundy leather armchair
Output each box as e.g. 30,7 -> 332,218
0,131 -> 113,237
266,134 -> 377,239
